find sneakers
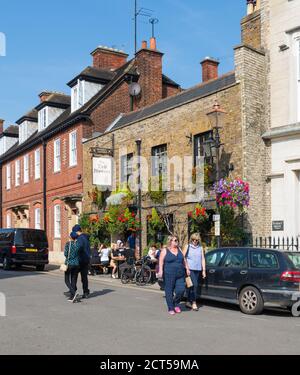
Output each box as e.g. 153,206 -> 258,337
192,303 -> 199,311
82,292 -> 90,299
174,307 -> 182,314
112,273 -> 117,279
168,310 -> 176,315
68,292 -> 79,303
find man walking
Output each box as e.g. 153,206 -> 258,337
72,225 -> 91,298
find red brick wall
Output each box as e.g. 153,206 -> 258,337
92,50 -> 128,71
162,84 -> 181,99
89,82 -> 131,134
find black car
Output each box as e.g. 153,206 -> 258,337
200,247 -> 300,316
0,228 -> 49,271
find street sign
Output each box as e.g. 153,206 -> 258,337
215,220 -> 220,236
213,214 -> 220,222
272,221 -> 284,231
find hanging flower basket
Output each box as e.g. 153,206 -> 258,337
214,178 -> 250,210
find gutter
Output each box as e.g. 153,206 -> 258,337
43,139 -> 47,233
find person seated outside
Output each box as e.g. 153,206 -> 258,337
148,244 -> 159,283
119,242 -> 135,275
110,243 -> 125,279
99,243 -> 111,274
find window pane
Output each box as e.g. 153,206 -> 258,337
251,251 -> 279,269
206,250 -> 226,267
224,249 -> 248,268
54,205 -> 61,238
152,144 -> 167,176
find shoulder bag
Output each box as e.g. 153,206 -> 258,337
60,242 -> 71,272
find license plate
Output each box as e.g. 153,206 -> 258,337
26,248 -> 38,253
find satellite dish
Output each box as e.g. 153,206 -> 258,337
129,82 -> 141,97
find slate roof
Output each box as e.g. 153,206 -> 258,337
67,66 -> 116,87
16,108 -> 38,125
111,72 -> 236,131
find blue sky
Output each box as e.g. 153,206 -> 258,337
0,0 -> 246,126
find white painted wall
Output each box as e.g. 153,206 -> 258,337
4,136 -> 18,153
19,120 -> 38,144
269,0 -> 300,128
71,80 -> 103,112
48,107 -> 65,126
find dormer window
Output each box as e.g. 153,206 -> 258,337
71,80 -> 85,112
38,107 -> 48,131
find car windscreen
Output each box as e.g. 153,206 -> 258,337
15,230 -> 48,247
286,253 -> 300,269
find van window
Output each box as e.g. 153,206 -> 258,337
224,249 -> 248,268
0,230 -> 14,243
206,250 -> 226,267
15,230 -> 48,247
250,251 -> 279,269
286,253 -> 300,270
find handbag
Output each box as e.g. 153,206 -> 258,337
60,242 -> 72,272
185,276 -> 193,288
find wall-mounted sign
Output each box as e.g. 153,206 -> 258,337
92,157 -> 112,187
272,221 -> 284,231
215,220 -> 220,236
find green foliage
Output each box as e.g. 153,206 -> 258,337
216,206 -> 247,246
148,175 -> 167,204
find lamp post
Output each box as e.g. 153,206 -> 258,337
135,139 -> 142,259
206,101 -> 226,248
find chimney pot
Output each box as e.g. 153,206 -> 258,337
200,57 -> 219,82
150,37 -> 157,50
141,40 -> 148,49
0,119 -> 4,134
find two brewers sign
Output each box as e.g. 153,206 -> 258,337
92,157 -> 112,187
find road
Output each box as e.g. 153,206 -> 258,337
0,266 -> 299,355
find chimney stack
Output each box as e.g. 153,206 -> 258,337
141,40 -> 148,49
0,119 -> 4,134
91,46 -> 128,71
201,57 -> 219,82
149,37 -> 157,50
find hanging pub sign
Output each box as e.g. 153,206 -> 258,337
92,157 -> 112,187
272,221 -> 284,231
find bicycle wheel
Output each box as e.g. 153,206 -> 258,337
136,266 -> 151,286
121,271 -> 131,284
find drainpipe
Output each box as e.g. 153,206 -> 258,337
43,140 -> 47,232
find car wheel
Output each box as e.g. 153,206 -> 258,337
239,286 -> 264,315
3,257 -> 11,271
36,265 -> 45,272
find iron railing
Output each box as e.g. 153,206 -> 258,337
252,237 -> 299,252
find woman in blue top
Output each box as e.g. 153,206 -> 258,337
158,235 -> 190,315
64,231 -> 80,303
183,233 -> 206,311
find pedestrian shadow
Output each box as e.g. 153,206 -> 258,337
88,289 -> 115,299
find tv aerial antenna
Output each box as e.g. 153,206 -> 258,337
134,0 -> 153,54
149,18 -> 159,38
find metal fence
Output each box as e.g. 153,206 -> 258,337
252,237 -> 299,252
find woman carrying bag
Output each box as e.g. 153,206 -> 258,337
183,233 -> 206,311
64,232 -> 80,303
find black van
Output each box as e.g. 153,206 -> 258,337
0,228 -> 49,271
201,247 -> 300,316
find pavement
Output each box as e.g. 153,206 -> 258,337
0,264 -> 300,355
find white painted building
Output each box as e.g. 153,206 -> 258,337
262,0 -> 300,239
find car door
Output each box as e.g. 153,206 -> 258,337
213,248 -> 249,301
201,249 -> 228,297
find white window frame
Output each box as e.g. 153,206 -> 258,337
54,205 -> 61,238
7,213 -> 11,228
72,80 -> 85,112
6,164 -> 11,190
69,130 -> 77,167
38,107 -> 48,131
35,208 -> 41,230
24,155 -> 29,183
15,160 -> 20,186
35,149 -> 41,180
54,139 -> 61,172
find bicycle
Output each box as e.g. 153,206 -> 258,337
120,256 -> 152,286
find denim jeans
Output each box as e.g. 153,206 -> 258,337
187,270 -> 201,302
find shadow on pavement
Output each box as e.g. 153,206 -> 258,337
88,289 -> 115,299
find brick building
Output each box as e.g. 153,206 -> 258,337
82,3 -> 269,248
0,39 -> 181,263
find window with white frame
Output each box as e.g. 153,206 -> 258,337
6,164 -> 11,190
35,208 -> 41,230
69,131 -> 77,167
35,149 -> 41,179
15,160 -> 20,186
54,205 -> 61,238
7,213 -> 11,228
38,107 -> 48,131
24,155 -> 29,183
54,139 -> 61,172
72,80 -> 85,111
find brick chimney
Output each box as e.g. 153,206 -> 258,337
0,119 -> 4,134
135,38 -> 163,108
201,57 -> 219,82
91,46 -> 128,71
241,0 -> 262,50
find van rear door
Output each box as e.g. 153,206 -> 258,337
14,230 -> 48,261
